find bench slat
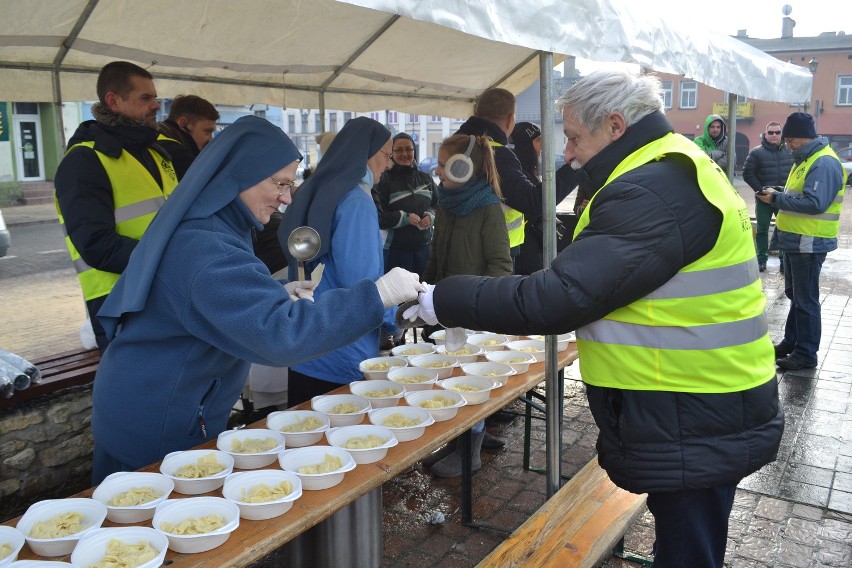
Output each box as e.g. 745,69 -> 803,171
477,456 -> 647,568
0,348 -> 100,408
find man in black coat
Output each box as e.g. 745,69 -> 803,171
157,94 -> 220,180
742,121 -> 793,271
405,70 -> 782,568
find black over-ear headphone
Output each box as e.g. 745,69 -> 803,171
444,135 -> 477,184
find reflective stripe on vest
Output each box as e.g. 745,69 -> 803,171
574,132 -> 775,393
776,146 -> 846,239
489,139 -> 525,247
56,136 -> 178,301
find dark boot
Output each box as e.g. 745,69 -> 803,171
432,432 -> 484,478
481,431 -> 505,449
421,440 -> 456,467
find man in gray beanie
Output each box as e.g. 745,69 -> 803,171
757,112 -> 847,370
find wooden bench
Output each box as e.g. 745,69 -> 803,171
476,456 -> 648,568
0,348 -> 100,408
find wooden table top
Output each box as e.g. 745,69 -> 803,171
9,346 -> 577,567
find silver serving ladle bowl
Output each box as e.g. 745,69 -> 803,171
286,226 -> 321,281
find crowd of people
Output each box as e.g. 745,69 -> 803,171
52,59 -> 846,567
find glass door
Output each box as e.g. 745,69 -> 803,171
13,114 -> 45,181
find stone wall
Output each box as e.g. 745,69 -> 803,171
0,385 -> 94,520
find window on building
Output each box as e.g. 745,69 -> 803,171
301,112 -> 309,133
430,116 -> 442,122
343,111 -> 353,122
330,113 -> 338,132
679,81 -> 697,109
287,114 -> 296,132
838,75 -> 852,106
315,113 -> 322,132
661,81 -> 673,109
13,103 -> 39,114
388,111 -> 398,124
369,112 -> 380,121
409,114 -> 419,123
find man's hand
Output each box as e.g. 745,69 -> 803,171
756,186 -> 777,204
375,267 -> 426,308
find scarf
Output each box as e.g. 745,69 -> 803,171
437,176 -> 500,217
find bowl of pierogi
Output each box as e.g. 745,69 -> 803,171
311,394 -> 371,427
277,446 -> 356,490
359,356 -> 408,380
159,450 -> 234,495
367,406 -> 435,442
403,390 -> 466,422
266,410 -> 330,447
70,526 -> 168,568
216,428 -> 285,469
348,380 -> 404,408
0,525 -> 26,566
325,424 -> 399,464
221,470 -> 303,520
16,498 -> 107,556
386,366 -> 440,392
152,496 -> 239,554
92,471 -> 174,524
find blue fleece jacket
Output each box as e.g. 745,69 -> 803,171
291,181 -> 397,384
773,138 -> 845,254
92,200 -> 385,469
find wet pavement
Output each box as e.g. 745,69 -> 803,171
3,178 -> 852,567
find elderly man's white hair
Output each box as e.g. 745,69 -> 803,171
556,70 -> 664,132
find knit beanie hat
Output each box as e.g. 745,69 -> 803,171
782,112 -> 816,139
510,122 -> 541,146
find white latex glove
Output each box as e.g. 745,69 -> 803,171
402,284 -> 438,325
374,267 -> 425,308
284,280 -> 317,302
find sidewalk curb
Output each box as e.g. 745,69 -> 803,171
6,219 -> 59,228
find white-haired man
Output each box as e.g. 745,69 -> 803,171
406,70 -> 783,567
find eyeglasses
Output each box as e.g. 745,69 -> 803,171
767,130 -> 782,135
381,151 -> 393,161
393,147 -> 414,153
268,176 -> 296,194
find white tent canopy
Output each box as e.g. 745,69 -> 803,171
0,0 -> 811,114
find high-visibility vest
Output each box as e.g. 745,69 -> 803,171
573,133 -> 774,393
488,140 -> 526,247
776,146 -> 846,239
57,137 -> 178,301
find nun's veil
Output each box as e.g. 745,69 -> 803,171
278,116 -> 390,279
98,116 -> 301,338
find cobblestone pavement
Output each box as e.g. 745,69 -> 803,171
3,179 -> 851,567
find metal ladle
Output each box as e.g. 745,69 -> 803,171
286,226 -> 321,281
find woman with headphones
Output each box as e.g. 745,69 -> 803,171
421,133 -> 512,478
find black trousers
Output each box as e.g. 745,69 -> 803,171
287,368 -> 344,408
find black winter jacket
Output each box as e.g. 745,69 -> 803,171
55,119 -> 171,279
157,119 -> 201,180
374,163 -> 437,251
432,111 -> 783,493
742,135 -> 794,192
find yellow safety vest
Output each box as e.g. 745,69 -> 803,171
573,133 -> 774,393
489,140 -> 526,247
57,137 -> 178,301
776,146 -> 846,239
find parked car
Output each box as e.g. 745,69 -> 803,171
418,156 -> 439,175
0,209 -> 10,258
837,146 -> 852,179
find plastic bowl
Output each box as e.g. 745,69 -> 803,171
367,406 -> 435,442
438,376 -> 497,405
460,361 -> 516,386
408,354 -> 459,379
221,470 -> 302,520
16,498 -> 107,557
467,333 -> 509,352
216,428 -> 285,469
387,366 -> 440,392
526,333 -> 574,351
0,526 -> 25,567
277,446 -> 356,490
427,329 -> 473,345
403,390 -> 466,422
159,450 -> 234,495
92,472 -> 174,524
348,380 -> 404,408
325,424 -> 399,464
70,527 -> 167,568
311,394 -> 371,427
152,497 -> 239,554
390,342 -> 436,359
484,350 -> 537,374
434,343 -> 483,363
266,410 -> 330,447
358,356 -> 407,380
506,339 -> 547,361
5,561 -> 74,567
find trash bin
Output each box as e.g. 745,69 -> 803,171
283,486 -> 382,568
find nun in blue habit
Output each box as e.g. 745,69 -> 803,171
91,116 -> 419,483
278,116 -> 399,406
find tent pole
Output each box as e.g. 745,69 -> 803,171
538,51 -> 561,499
726,92 -> 737,181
